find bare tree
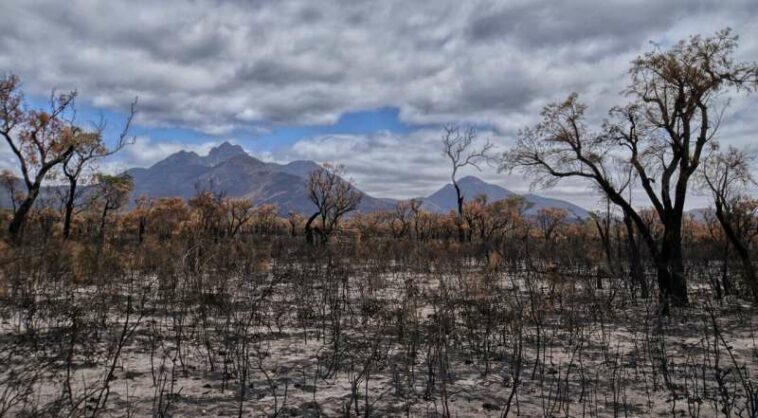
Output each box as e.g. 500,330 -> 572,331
225,198 -> 254,238
702,146 -> 758,301
305,164 -> 362,244
590,198 -> 620,279
442,125 -> 493,242
60,100 -> 136,239
0,74 -> 78,238
390,201 -> 414,239
93,173 -> 134,241
537,207 -> 568,243
502,29 -> 758,310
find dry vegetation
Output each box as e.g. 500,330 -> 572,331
1,210 -> 758,417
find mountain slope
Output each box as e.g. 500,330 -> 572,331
421,176 -> 590,219
422,176 -> 517,213
125,142 -> 394,214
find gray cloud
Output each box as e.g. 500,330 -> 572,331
272,129 -> 523,200
1,0 -> 756,209
3,0 -> 755,132
467,0 -> 696,49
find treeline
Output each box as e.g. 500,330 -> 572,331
2,179 -> 757,305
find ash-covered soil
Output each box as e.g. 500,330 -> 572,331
1,264 -> 756,417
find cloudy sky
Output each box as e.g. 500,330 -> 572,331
1,0 -> 757,209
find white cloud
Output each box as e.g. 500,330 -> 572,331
272,129 -> 606,206
2,0 -> 756,133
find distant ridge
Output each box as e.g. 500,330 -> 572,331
119,143 -> 592,217
125,141 -> 394,214
0,142 -> 591,217
421,176 -> 590,219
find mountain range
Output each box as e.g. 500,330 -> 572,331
0,142 -> 590,218
125,142 -> 396,214
124,142 -> 590,218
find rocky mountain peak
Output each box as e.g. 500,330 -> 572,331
204,141 -> 247,166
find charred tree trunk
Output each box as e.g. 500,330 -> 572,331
592,214 -> 614,287
8,186 -> 38,239
63,178 -> 77,240
715,204 -> 758,302
305,212 -> 319,245
8,176 -> 52,240
138,217 -> 146,244
623,213 -> 647,298
454,182 -> 465,243
99,205 -> 109,242
655,216 -> 689,311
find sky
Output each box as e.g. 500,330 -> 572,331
1,0 -> 757,210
